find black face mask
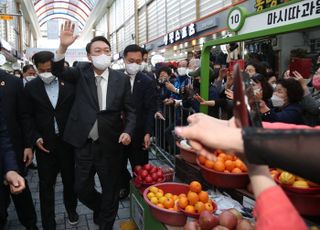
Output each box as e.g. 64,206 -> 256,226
193,79 -> 200,89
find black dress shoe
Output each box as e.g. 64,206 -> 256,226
93,210 -> 100,225
119,187 -> 130,200
67,210 -> 79,226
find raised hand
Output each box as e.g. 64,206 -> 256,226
58,20 -> 79,54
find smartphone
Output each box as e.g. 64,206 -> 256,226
289,58 -> 312,78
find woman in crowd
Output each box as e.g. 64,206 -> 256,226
261,78 -> 304,124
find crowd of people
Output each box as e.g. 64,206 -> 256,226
0,20 -> 319,230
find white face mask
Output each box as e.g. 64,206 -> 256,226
126,63 -> 141,76
39,72 -> 55,84
271,94 -> 285,107
15,74 -> 21,78
177,67 -> 187,76
25,76 -> 36,82
91,54 -> 112,71
140,62 -> 148,71
271,83 -> 277,90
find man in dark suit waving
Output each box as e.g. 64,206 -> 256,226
24,51 -> 78,230
55,21 -> 136,230
119,45 -> 157,198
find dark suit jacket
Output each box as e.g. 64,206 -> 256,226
130,72 -> 156,146
56,61 -> 136,150
24,78 -> 75,151
0,104 -> 18,222
0,70 -> 31,167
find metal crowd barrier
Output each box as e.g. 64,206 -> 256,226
151,104 -> 195,168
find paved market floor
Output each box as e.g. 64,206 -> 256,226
4,151 -> 170,230
4,168 -> 132,230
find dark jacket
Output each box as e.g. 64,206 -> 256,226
262,103 -> 304,124
24,77 -> 75,151
243,127 -> 320,183
56,61 -> 136,149
130,72 -> 156,145
0,70 -> 31,169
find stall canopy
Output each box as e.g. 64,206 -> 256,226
200,0 -> 320,113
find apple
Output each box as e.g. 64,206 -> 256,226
156,170 -> 164,177
157,177 -> 164,182
140,170 -> 148,178
228,208 -> 242,220
212,226 -> 229,230
236,219 -> 254,230
198,210 -> 219,230
219,210 -> 238,230
151,173 -> 158,181
150,167 -> 157,174
134,165 -> 142,174
143,164 -> 152,171
145,175 -> 153,183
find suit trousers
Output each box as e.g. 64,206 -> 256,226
3,179 -> 37,228
120,143 -> 148,190
74,140 -> 123,230
36,135 -> 77,230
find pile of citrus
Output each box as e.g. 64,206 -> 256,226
178,181 -> 215,215
146,181 -> 215,214
198,150 -> 248,173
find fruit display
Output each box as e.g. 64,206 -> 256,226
133,163 -> 165,186
197,150 -> 248,174
143,182 -> 190,226
177,181 -> 217,218
274,170 -> 320,193
196,150 -> 250,188
183,209 -> 255,230
145,181 -> 216,217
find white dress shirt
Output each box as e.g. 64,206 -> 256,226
95,69 -> 109,110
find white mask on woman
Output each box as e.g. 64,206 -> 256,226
271,94 -> 285,107
177,67 -> 187,76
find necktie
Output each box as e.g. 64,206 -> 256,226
89,76 -> 103,141
96,76 -> 103,110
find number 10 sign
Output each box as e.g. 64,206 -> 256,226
227,7 -> 248,32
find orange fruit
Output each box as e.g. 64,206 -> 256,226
232,167 -> 242,173
163,197 -> 174,209
178,193 -> 187,199
172,195 -> 178,201
198,155 -> 207,165
204,202 -> 214,212
213,161 -> 225,172
225,154 -> 233,161
198,191 -> 209,203
225,160 -> 235,172
224,170 -> 230,173
234,159 -> 243,169
187,191 -> 199,205
205,160 -> 215,169
185,205 -> 196,214
239,162 -> 248,172
178,196 -> 189,209
218,153 -> 227,160
217,156 -> 225,163
189,181 -> 202,193
157,203 -> 164,209
194,201 -> 206,213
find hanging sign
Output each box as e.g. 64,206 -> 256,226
163,23 -> 197,46
228,0 -> 320,35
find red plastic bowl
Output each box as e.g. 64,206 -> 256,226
143,182 -> 189,226
274,174 -> 320,194
176,141 -> 197,164
178,200 -> 217,219
133,177 -> 166,195
285,190 -> 320,216
197,158 -> 249,189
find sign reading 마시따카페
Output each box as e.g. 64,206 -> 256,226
228,0 -> 320,35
